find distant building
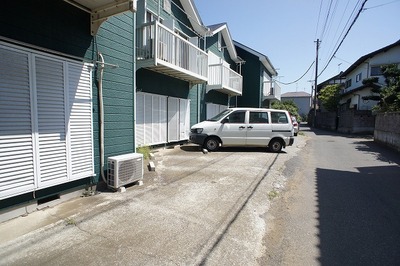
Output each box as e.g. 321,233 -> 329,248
281,91 -> 312,117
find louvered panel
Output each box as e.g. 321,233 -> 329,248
168,97 -> 179,142
0,46 -> 35,199
179,99 -> 190,140
68,63 -> 94,178
160,96 -> 167,143
153,95 -> 161,143
136,93 -> 145,146
144,94 -> 153,144
35,57 -> 68,184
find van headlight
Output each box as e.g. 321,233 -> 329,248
191,128 -> 203,134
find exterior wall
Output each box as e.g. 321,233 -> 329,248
374,112 -> 400,152
235,46 -> 262,108
340,88 -> 379,110
338,110 -> 375,134
281,96 -> 311,117
344,47 -> 400,93
0,1 -> 135,211
315,112 -> 337,130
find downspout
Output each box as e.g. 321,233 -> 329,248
133,12 -> 137,150
97,52 -> 107,183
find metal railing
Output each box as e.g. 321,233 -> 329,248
136,21 -> 208,79
208,63 -> 242,94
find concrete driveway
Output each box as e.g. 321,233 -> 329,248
0,137 -> 306,266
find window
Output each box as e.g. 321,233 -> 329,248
225,111 -> 246,123
271,112 -> 288,124
345,79 -> 352,88
249,112 -> 269,123
371,65 -> 383,76
356,73 -> 362,82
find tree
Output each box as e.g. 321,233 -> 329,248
271,100 -> 300,120
318,84 -> 341,112
363,64 -> 400,112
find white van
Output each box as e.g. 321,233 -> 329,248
189,108 -> 295,152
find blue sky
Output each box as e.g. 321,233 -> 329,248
193,0 -> 400,95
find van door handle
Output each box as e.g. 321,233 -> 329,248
247,126 -> 253,129
239,126 -> 245,129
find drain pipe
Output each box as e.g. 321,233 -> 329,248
97,52 -> 107,183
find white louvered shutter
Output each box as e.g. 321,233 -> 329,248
67,63 -> 93,179
35,56 -> 68,186
136,92 -> 145,146
168,97 -> 179,142
0,42 -> 94,200
0,46 -> 35,199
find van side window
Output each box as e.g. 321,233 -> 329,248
225,111 -> 245,123
271,112 -> 288,124
249,112 -> 269,123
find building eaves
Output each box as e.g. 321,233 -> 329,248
233,40 -> 278,76
206,23 -> 241,63
341,39 -> 400,77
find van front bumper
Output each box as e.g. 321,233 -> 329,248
189,133 -> 208,146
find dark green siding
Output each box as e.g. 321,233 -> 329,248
137,69 -> 189,98
0,1 -> 135,208
96,14 -> 135,173
235,45 -> 263,108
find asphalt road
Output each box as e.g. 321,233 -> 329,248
0,135 -> 306,266
261,126 -> 400,265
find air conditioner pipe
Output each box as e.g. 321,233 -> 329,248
97,52 -> 107,184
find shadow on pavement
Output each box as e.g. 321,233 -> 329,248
317,165 -> 400,264
180,145 -> 288,154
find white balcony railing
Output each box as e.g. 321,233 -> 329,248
263,81 -> 281,101
136,21 -> 208,83
207,63 -> 243,96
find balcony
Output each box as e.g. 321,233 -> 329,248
263,81 -> 281,101
136,21 -> 208,84
207,64 -> 243,96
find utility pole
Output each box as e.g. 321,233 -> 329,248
313,39 -> 320,127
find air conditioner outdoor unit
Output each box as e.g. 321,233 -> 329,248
107,153 -> 143,189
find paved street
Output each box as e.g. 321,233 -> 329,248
1,127 -> 399,266
261,126 -> 400,265
0,136 -> 306,266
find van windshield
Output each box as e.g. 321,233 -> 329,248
207,109 -> 232,121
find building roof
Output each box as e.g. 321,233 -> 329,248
233,40 -> 278,76
281,91 -> 311,98
206,23 -> 241,63
340,39 -> 400,76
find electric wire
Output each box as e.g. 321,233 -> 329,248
318,0 -> 368,77
275,61 -> 315,85
363,0 -> 400,10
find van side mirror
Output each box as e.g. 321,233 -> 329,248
221,118 -> 229,124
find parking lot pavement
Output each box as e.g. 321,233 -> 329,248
0,136 -> 307,265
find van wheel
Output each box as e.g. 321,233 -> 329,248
269,139 -> 283,153
204,137 -> 220,152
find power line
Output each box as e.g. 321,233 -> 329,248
318,0 -> 368,77
363,0 -> 400,10
275,61 -> 315,85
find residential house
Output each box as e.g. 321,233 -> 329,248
202,23 -> 243,119
339,39 -> 400,111
135,0 -> 208,146
338,39 -> 400,133
0,0 -> 137,220
281,91 -> 312,118
233,41 -> 280,108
